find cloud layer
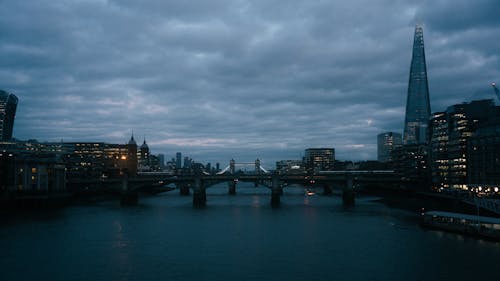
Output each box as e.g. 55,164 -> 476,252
1,0 -> 499,167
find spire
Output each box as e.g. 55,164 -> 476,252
403,25 -> 431,145
128,131 -> 137,145
140,136 -> 149,150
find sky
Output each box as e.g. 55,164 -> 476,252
1,0 -> 499,168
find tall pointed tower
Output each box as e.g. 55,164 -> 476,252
403,25 -> 431,145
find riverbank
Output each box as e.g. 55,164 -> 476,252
363,188 -> 500,218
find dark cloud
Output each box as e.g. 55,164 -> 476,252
1,0 -> 499,166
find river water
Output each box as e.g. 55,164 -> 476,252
1,183 -> 499,281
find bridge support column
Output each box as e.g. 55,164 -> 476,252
192,177 -> 206,207
120,174 -> 138,206
271,176 -> 281,207
228,180 -> 236,195
179,183 -> 190,196
342,174 -> 355,206
323,184 -> 332,196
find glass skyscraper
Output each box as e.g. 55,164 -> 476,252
377,132 -> 402,162
0,90 -> 18,141
403,25 -> 431,145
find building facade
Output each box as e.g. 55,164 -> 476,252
403,25 -> 431,145
377,132 -> 402,162
428,100 -> 498,190
304,148 -> 335,172
391,144 -> 429,190
468,121 -> 500,188
0,90 -> 18,141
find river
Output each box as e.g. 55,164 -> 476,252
1,183 -> 499,281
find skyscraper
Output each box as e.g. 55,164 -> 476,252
403,25 -> 431,145
0,90 -> 18,141
377,132 -> 402,162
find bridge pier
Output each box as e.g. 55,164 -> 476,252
271,176 -> 281,207
192,177 -> 206,207
228,180 -> 236,195
342,174 -> 355,206
179,183 -> 190,196
120,174 -> 138,206
323,184 -> 332,196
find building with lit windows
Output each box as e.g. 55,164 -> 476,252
0,90 -> 18,141
391,144 -> 429,189
377,132 -> 402,162
304,148 -> 335,172
138,138 -> 150,171
428,100 -> 497,190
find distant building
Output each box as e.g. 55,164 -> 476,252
126,134 -> 138,175
304,148 -> 335,172
157,154 -> 165,169
276,160 -> 304,174
183,156 -> 192,169
176,152 -> 182,169
0,90 -> 18,141
377,132 -> 402,162
138,138 -> 150,171
403,25 -> 431,145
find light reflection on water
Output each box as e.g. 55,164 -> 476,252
0,183 -> 499,281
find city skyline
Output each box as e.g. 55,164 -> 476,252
1,0 -> 499,164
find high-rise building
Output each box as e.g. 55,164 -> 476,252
176,152 -> 182,169
0,90 -> 18,141
428,99 -> 497,190
377,132 -> 402,162
403,25 -> 431,145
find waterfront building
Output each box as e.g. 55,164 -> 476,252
428,112 -> 449,190
377,132 -> 402,162
468,120 -> 500,188
391,144 -> 429,190
0,151 -> 66,193
0,90 -> 18,141
428,99 -> 498,190
304,148 -> 335,172
403,25 -> 431,145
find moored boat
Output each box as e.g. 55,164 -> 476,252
421,211 -> 500,240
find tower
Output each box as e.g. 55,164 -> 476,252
403,25 -> 431,145
126,133 -> 138,175
377,132 -> 402,162
0,90 -> 18,141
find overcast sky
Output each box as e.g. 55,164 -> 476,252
1,0 -> 499,167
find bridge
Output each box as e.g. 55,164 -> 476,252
111,159 -> 400,207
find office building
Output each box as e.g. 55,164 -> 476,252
176,152 -> 182,169
428,99 -> 497,190
0,90 -> 18,141
403,25 -> 431,145
377,132 -> 402,162
304,148 -> 335,171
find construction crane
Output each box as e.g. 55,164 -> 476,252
492,82 -> 500,102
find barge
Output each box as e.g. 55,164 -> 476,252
421,211 -> 500,241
